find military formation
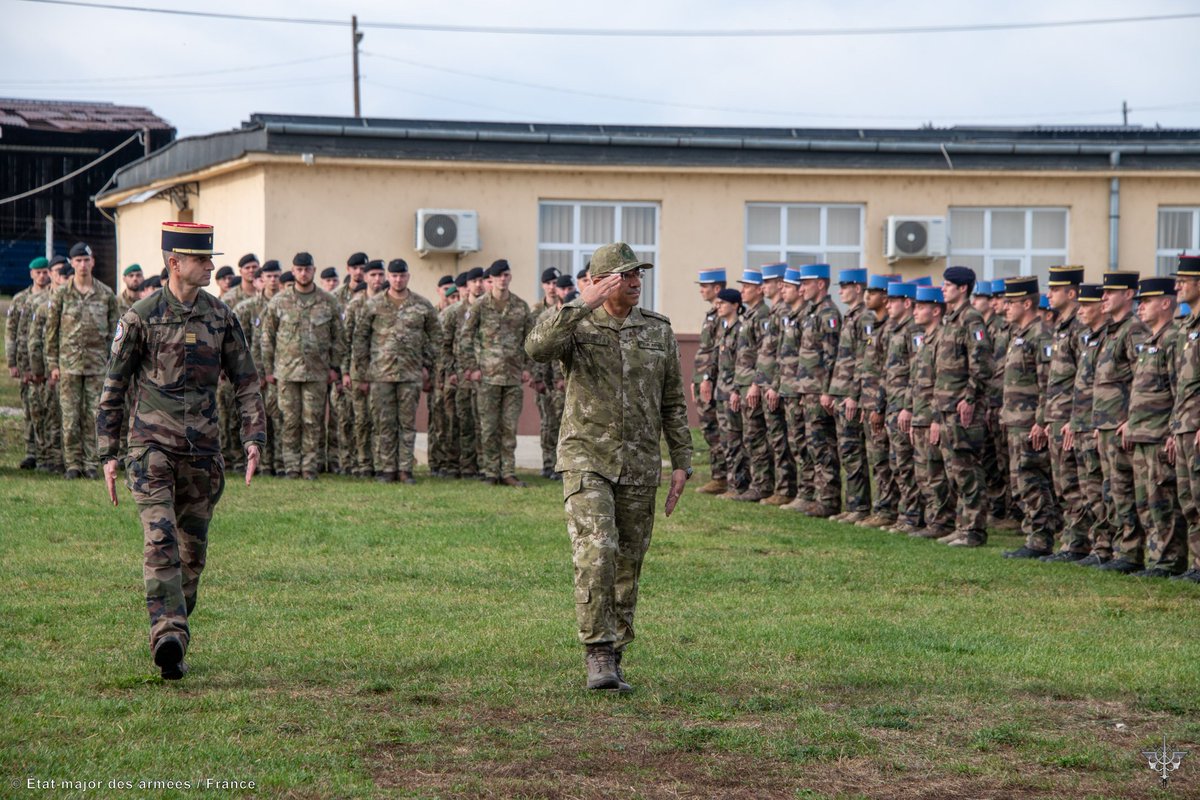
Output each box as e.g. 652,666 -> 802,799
6,246 -> 577,490
692,258 -> 1200,582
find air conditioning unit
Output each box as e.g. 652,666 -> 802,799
415,209 -> 480,256
885,215 -> 947,262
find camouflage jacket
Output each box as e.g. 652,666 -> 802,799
753,301 -> 789,388
1038,305 -> 1085,425
795,295 -> 842,396
260,285 -> 343,381
118,287 -> 140,316
693,305 -> 720,385
351,290 -> 440,383
5,286 -> 34,372
1171,310 -> 1200,434
878,315 -> 918,415
45,278 -> 120,376
908,325 -> 940,427
532,303 -> 564,386
826,301 -> 865,399
1000,317 -> 1051,430
1093,312 -> 1150,430
1070,323 -> 1107,433
439,299 -> 470,378
931,301 -> 992,421
774,301 -> 806,397
715,316 -> 741,400
96,284 -> 266,460
1126,320 -> 1177,442
734,300 -> 770,388
232,295 -> 264,373
339,291 -> 378,376
525,300 -> 692,486
460,291 -> 534,386
857,310 -> 890,410
986,314 -> 1010,409
220,284 -> 255,309
334,281 -> 362,306
26,286 -> 62,378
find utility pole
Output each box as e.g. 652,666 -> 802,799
1122,100 -> 1129,126
352,15 -> 363,118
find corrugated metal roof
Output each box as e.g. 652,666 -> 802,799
0,98 -> 172,133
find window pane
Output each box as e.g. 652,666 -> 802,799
539,249 -> 573,276
746,249 -> 781,268
633,248 -> 655,310
786,251 -> 822,268
747,206 -> 780,246
1158,210 -> 1194,250
1031,210 -> 1067,250
786,206 -> 821,246
622,206 -> 657,246
580,205 -> 615,244
827,207 -> 862,247
991,211 -> 1026,249
952,254 -> 985,277
1030,255 -> 1059,286
950,209 -> 985,250
539,204 -> 572,244
1157,255 -> 1178,276
991,258 -> 1023,279
826,252 -> 860,269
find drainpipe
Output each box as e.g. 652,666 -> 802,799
1109,151 -> 1121,270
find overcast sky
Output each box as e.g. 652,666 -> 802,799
3,0 -> 1200,138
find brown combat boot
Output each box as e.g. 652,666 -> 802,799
840,511 -> 870,524
500,476 -> 527,488
733,489 -> 769,502
856,513 -> 895,528
759,494 -> 794,507
694,478 -> 727,495
584,643 -> 620,691
613,649 -> 633,693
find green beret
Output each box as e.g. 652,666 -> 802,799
28,256 -> 49,270
123,263 -> 143,276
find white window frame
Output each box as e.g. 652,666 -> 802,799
947,207 -> 1070,280
536,200 -> 660,311
1156,206 -> 1200,275
744,202 -> 865,268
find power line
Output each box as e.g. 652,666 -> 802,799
14,0 -> 1200,37
0,53 -> 344,86
0,131 -> 142,206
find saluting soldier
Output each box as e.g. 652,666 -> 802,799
97,221 -> 265,680
855,275 -> 899,529
824,268 -> 871,522
729,268 -> 774,502
1169,256 -> 1200,582
692,268 -> 728,495
748,263 -> 796,506
904,286 -> 955,538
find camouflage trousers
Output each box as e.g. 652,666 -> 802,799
34,381 -> 62,469
1075,431 -> 1107,554
739,393 -> 773,495
986,408 -> 1013,519
1173,432 -> 1200,571
718,398 -> 749,492
1048,424 -> 1089,553
322,383 -> 337,472
803,397 -> 841,511
352,386 -> 374,476
1132,442 -> 1186,571
427,381 -> 448,472
264,384 -> 285,474
537,387 -> 565,473
371,382 -> 421,474
217,378 -> 242,469
936,417 -> 989,541
695,390 -> 726,481
912,426 -> 955,533
563,470 -> 657,650
20,381 -> 36,460
334,385 -> 356,475
454,382 -> 480,476
278,380 -> 326,477
439,383 -> 459,474
477,383 -> 523,480
125,447 -> 225,657
865,418 -> 896,519
782,396 -> 815,503
886,411 -> 921,526
59,372 -> 103,472
1097,429 -> 1140,562
1007,427 -> 1061,552
764,401 -> 795,498
835,412 -> 870,513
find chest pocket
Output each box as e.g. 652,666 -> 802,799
576,332 -> 612,347
636,334 -> 665,352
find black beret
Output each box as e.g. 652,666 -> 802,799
943,265 -> 976,287
215,266 -> 234,279
562,290 -> 579,303
237,253 -> 258,267
488,259 -> 511,276
554,274 -> 575,289
280,271 -> 295,284
252,267 -> 264,280
320,267 -> 338,280
49,255 -> 68,267
387,259 -> 409,274
352,281 -> 367,293
454,271 -> 469,287
541,267 -> 561,283
260,260 -> 281,273
717,288 -> 743,305
293,251 -> 314,267
142,275 -> 160,289
346,251 -> 369,267
60,265 -> 75,278
228,275 -> 242,288
437,274 -> 454,287
466,267 -> 485,281
576,267 -> 589,280
365,259 -> 385,272
68,242 -> 92,258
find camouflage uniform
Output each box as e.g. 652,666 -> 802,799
753,300 -> 795,499
443,298 -> 480,477
932,301 -> 993,542
877,315 -> 921,527
1072,323 -> 1112,558
714,316 -> 748,492
460,291 -> 534,481
526,299 -> 692,652
260,285 -> 343,478
908,325 -> 955,534
352,290 -> 440,476
796,295 -> 843,513
233,293 -> 279,474
1001,317 -> 1059,552
342,290 -> 377,476
44,279 -> 119,474
775,301 -> 814,503
533,302 -> 566,476
331,285 -> 363,474
859,310 -> 896,522
1171,308 -> 1200,574
1038,306 -> 1090,554
97,284 -> 265,661
1127,320 -> 1185,570
6,286 -> 39,464
27,290 -> 64,470
118,287 -> 143,464
694,304 -> 725,482
734,300 -> 774,497
986,314 -> 1014,520
218,284 -> 255,470
1093,312 -> 1150,564
436,302 -> 461,475
826,301 -> 870,514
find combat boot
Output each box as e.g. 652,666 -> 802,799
759,494 -> 794,507
584,643 -> 620,691
1132,567 -> 1176,579
153,635 -> 187,681
732,489 -> 769,502
398,471 -> 416,485
1096,558 -> 1142,574
856,514 -> 895,529
500,476 -> 527,488
1169,569 -> 1200,583
374,472 -> 397,484
911,527 -> 949,539
1003,546 -> 1052,559
694,478 -> 727,495
780,497 -> 807,512
1075,553 -> 1109,567
947,535 -> 985,548
839,511 -> 870,524
891,521 -> 922,535
19,456 -> 36,470
613,649 -> 633,693
938,531 -> 965,544
63,468 -> 82,480
1041,551 -> 1087,563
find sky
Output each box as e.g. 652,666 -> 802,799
2,0 -> 1200,138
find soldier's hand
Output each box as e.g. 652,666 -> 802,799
1117,421 -> 1131,451
447,372 -> 458,387
533,380 -> 546,394
766,388 -> 780,412
1166,434 -> 1177,465
521,370 -> 532,386
7,366 -> 17,379
581,273 -> 623,310
820,393 -> 835,413
1195,428 -> 1200,452
869,410 -> 884,436
328,369 -> 338,385
746,384 -> 761,409
664,468 -> 688,517
103,459 -> 119,506
843,397 -> 858,420
48,368 -> 59,387
341,374 -> 352,390
245,444 -> 261,486
729,391 -> 741,413
957,399 -> 974,426
1029,424 -> 1048,452
1062,426 -> 1074,452
555,378 -> 565,392
468,369 -> 482,383
929,421 -> 940,447
265,373 -> 276,385
357,381 -> 369,395
898,408 -> 912,434
700,380 -> 713,404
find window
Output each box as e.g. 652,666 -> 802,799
745,203 -> 864,269
948,208 -> 1069,287
537,201 -> 659,310
1156,207 -> 1200,275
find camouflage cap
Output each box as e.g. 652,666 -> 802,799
588,242 -> 653,278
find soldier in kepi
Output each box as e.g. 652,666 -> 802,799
97,221 -> 265,680
526,242 -> 692,693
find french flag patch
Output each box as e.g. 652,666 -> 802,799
973,329 -> 985,341
829,318 -> 839,329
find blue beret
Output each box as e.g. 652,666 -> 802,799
991,279 -> 1007,294
783,267 -> 802,285
696,268 -> 726,284
912,276 -> 933,287
943,265 -> 976,286
916,286 -> 945,304
1039,293 -> 1050,309
973,281 -> 993,297
738,268 -> 763,285
867,274 -> 894,291
799,263 -> 831,281
1180,302 -> 1192,317
761,263 -> 787,280
837,268 -> 867,285
887,282 -> 917,299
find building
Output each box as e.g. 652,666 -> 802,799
0,98 -> 174,292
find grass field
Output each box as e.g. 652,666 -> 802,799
1,339 -> 1199,798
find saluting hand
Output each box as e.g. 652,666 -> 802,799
580,274 -> 623,310
664,468 -> 688,517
